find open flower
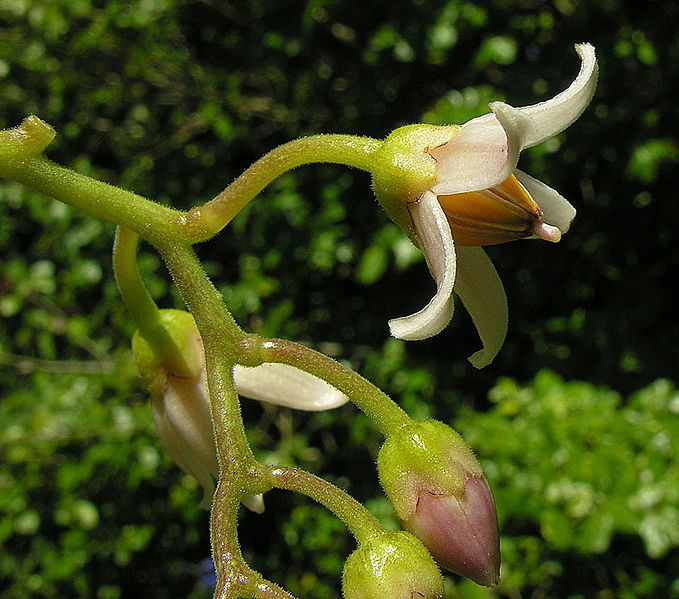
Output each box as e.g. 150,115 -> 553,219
385,44 -> 598,367
133,310 -> 348,509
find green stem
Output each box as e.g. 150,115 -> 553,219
193,134 -> 382,237
3,154 -> 191,247
241,337 -> 410,437
112,226 -> 194,377
158,242 -> 251,464
266,465 -> 383,545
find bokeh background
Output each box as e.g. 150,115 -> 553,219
1,0 -> 678,597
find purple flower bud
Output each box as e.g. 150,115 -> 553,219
405,471 -> 500,587
377,420 -> 500,586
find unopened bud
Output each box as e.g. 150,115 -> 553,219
377,420 -> 500,586
342,531 -> 443,599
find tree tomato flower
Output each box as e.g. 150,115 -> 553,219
381,44 -> 597,367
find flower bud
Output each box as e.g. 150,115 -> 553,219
342,531 -> 443,599
133,310 -> 349,509
132,310 -> 223,507
377,420 -> 500,587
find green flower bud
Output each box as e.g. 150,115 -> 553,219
342,531 -> 443,599
378,420 -> 500,587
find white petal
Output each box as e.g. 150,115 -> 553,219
388,191 -> 456,340
242,494 -> 265,514
517,43 -> 598,149
151,391 -> 216,508
454,247 -> 508,368
430,102 -> 533,195
515,169 -> 576,234
233,363 -> 348,410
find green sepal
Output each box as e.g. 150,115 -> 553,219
377,419 -> 482,520
371,124 -> 460,242
342,530 -> 443,599
131,309 -> 202,397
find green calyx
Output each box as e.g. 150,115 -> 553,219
131,309 -> 203,397
377,419 -> 482,520
342,530 -> 443,599
371,124 -> 460,242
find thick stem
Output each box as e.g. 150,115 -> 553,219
193,134 -> 382,238
158,243 -> 270,599
2,154 -> 193,247
243,337 -> 410,437
267,466 -> 383,545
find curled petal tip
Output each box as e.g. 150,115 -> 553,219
454,247 -> 508,369
532,221 -> 562,243
388,191 -> 457,340
519,42 -> 598,149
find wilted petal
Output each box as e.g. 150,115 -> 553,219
515,169 -> 576,234
233,363 -> 348,410
431,102 -> 533,196
388,191 -> 456,340
453,247 -> 508,368
517,43 -> 598,149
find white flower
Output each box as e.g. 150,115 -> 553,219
388,43 -> 598,367
133,310 -> 348,509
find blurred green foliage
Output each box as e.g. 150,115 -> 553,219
1,0 -> 678,597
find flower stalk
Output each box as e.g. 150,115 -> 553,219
195,134 -> 382,236
242,336 -> 410,436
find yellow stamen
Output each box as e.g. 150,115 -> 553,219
437,174 -> 544,247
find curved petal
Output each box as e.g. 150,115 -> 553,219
388,191 -> 456,340
430,102 -> 532,195
515,169 -> 576,234
233,363 -> 348,410
454,247 -> 508,368
518,43 -> 598,149
242,494 -> 265,514
151,394 -> 216,507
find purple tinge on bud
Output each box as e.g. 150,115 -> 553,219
405,472 -> 500,587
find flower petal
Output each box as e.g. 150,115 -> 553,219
406,475 -> 500,587
233,363 -> 348,410
150,388 -> 217,508
454,247 -> 507,368
515,169 -> 576,234
430,102 -> 532,195
242,494 -> 265,514
517,43 -> 598,149
388,190 -> 456,340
